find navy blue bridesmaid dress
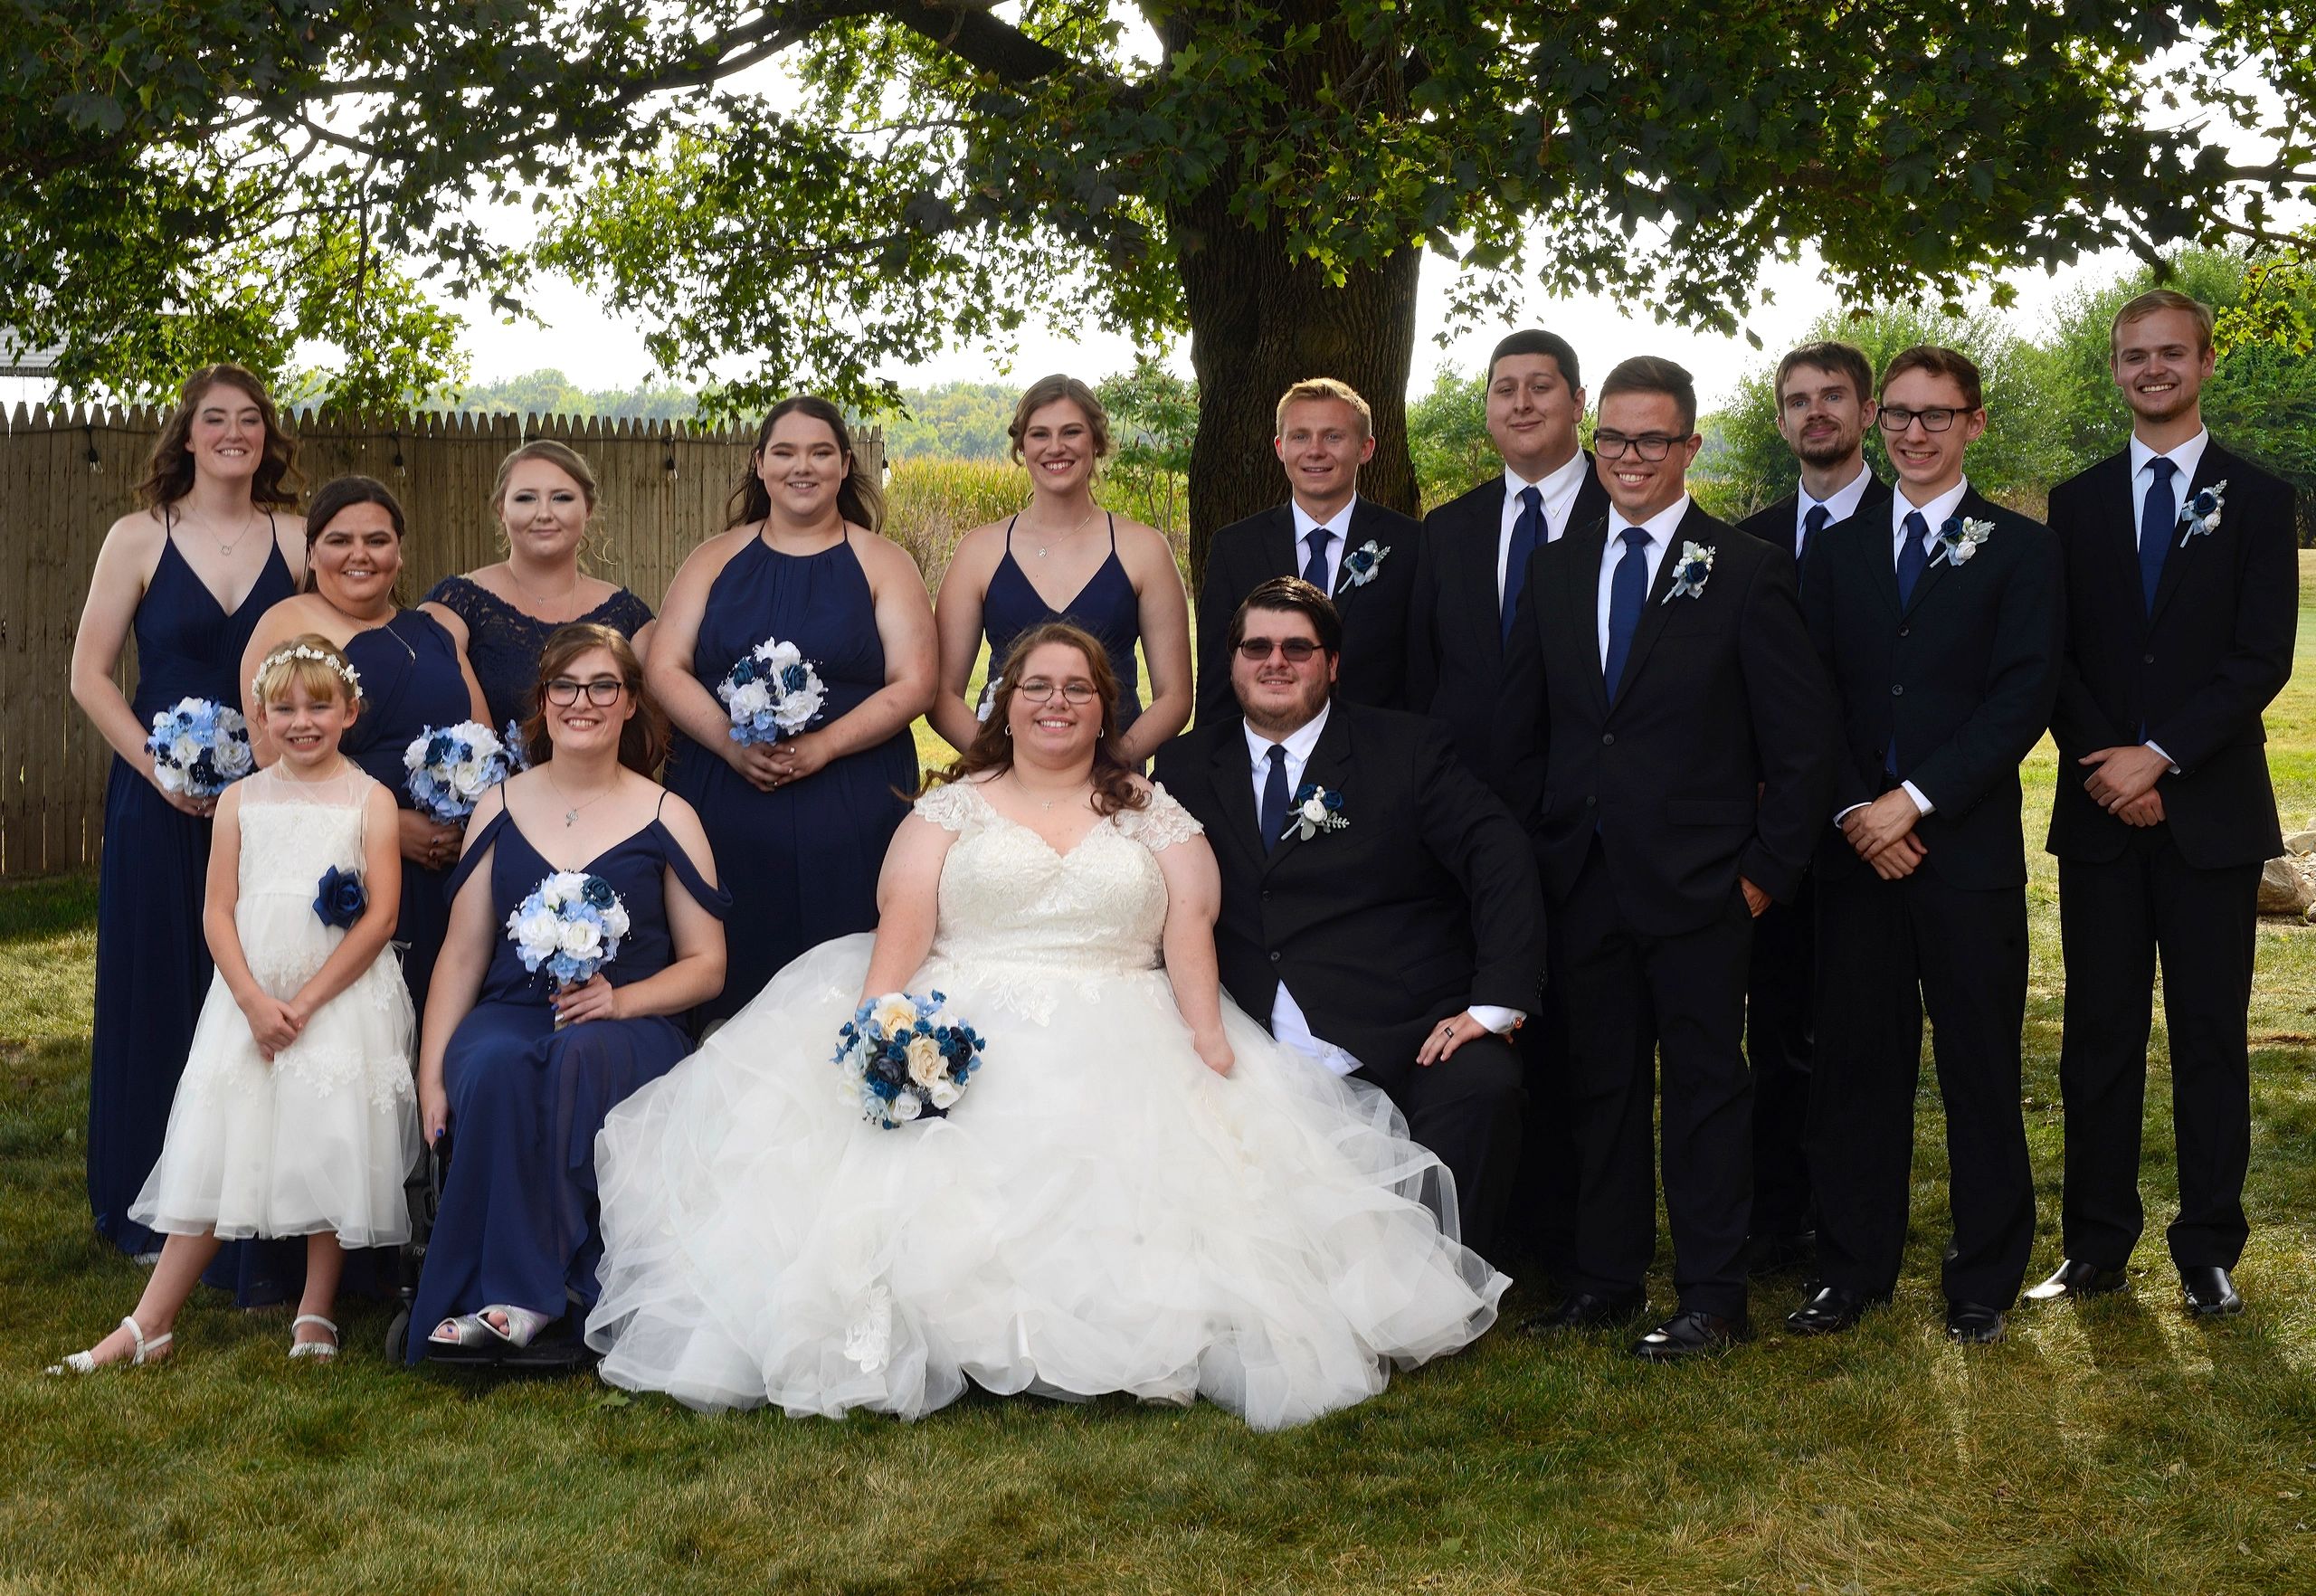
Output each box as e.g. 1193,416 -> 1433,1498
982,513 -> 1144,734
422,576 -> 653,730
664,535 -> 916,1024
88,523 -> 294,1259
408,800 -> 727,1356
339,608 -> 477,1021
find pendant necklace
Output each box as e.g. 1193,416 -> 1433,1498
546,770 -> 617,827
1030,505 -> 1096,559
190,503 -> 260,558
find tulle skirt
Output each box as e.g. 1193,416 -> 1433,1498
587,935 -> 1507,1430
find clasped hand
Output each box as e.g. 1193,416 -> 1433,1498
733,731 -> 831,792
2080,745 -> 2169,823
399,809 -> 464,869
241,991 -> 308,1062
1839,790 -> 1928,881
552,974 -> 624,1026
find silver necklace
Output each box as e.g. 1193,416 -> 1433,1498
188,503 -> 260,557
1010,770 -> 1086,812
1026,505 -> 1096,559
546,769 -> 618,827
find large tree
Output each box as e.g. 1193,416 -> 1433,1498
6,3 -> 2311,567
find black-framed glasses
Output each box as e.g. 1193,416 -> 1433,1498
1876,406 -> 1960,433
1235,637 -> 1322,662
1592,432 -> 1684,461
1017,679 -> 1097,705
545,677 -> 625,707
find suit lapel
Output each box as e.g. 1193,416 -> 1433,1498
2150,446 -> 2226,623
1266,708 -> 1353,876
1332,499 -> 1385,605
1457,489 -> 1505,665
1864,500 -> 1903,617
1262,506 -> 1300,584
1558,518 -> 1613,721
2097,451 -> 2146,624
1607,504 -> 1705,711
1206,730 -> 1265,875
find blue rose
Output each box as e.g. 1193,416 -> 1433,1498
313,865 -> 367,930
581,875 -> 616,910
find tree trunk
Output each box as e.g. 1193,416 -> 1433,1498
1171,187 -> 1421,589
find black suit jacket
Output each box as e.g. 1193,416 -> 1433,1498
1498,501 -> 1837,934
1801,488 -> 2062,890
2045,441 -> 2296,869
1406,463 -> 1611,793
1195,497 -> 1420,725
1153,702 -> 1545,1085
1736,470 -> 1894,561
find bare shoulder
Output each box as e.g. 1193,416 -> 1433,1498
852,526 -> 933,589
944,518 -> 1011,576
97,506 -> 168,569
1110,517 -> 1182,581
674,524 -> 758,582
651,787 -> 716,865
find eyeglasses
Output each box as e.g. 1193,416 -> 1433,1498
1017,679 -> 1097,705
1876,406 -> 1961,433
1591,432 -> 1686,461
545,677 -> 626,707
1235,637 -> 1322,662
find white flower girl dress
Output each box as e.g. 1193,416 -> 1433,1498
132,763 -> 419,1246
587,780 -> 1505,1430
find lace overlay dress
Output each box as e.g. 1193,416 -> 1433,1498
131,765 -> 419,1245
587,780 -> 1505,1430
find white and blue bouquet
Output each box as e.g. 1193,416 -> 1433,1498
836,991 -> 987,1128
402,720 -> 513,823
144,698 -> 252,798
506,870 -> 631,1006
716,637 -> 825,746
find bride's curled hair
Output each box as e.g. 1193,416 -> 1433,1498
927,622 -> 1149,818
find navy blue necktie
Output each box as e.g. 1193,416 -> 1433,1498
1501,485 -> 1544,640
1301,527 -> 1333,592
2140,456 -> 2178,613
1895,509 -> 1931,609
1602,527 -> 1649,705
1259,744 -> 1290,854
1801,503 -> 1829,562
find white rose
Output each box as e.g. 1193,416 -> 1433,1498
541,874 -> 578,908
601,903 -> 631,939
1298,796 -> 1328,823
870,994 -> 918,1037
843,1076 -> 871,1109
727,680 -> 771,718
557,918 -> 603,958
171,734 -> 200,766
450,759 -> 493,797
927,1077 -> 963,1110
515,908 -> 561,958
763,640 -> 802,671
906,1034 -> 944,1090
214,737 -> 253,777
889,1091 -> 923,1122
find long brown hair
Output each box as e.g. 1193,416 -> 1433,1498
137,364 -> 302,511
725,395 -> 885,532
927,622 -> 1147,818
522,623 -> 668,775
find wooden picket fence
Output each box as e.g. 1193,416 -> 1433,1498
0,404 -> 880,878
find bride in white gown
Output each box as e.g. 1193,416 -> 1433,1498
586,622 -> 1506,1430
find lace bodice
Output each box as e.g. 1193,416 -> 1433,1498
237,765 -> 372,901
914,780 -> 1202,983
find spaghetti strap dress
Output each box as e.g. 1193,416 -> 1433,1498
981,513 -> 1144,733
663,534 -> 916,1025
422,575 -> 654,730
408,798 -> 729,1357
87,515 -> 293,1260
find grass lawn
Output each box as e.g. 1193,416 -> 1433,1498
4,570 -> 2315,1594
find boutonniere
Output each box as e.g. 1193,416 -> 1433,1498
1340,540 -> 1389,588
1659,540 -> 1714,603
2176,480 -> 2228,547
1283,782 -> 1348,842
1933,516 -> 1997,567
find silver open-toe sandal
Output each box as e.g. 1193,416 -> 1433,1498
480,1305 -> 553,1349
47,1315 -> 173,1375
427,1313 -> 495,1349
288,1315 -> 339,1360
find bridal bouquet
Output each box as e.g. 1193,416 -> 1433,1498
717,637 -> 825,746
507,870 -> 631,1015
403,720 -> 513,822
836,991 -> 987,1128
144,698 -> 253,798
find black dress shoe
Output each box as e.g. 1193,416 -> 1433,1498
1745,1230 -> 1818,1277
1784,1284 -> 1889,1336
1630,1309 -> 1749,1362
2180,1265 -> 2245,1316
2022,1259 -> 2128,1302
1517,1288 -> 1648,1335
1945,1300 -> 2006,1344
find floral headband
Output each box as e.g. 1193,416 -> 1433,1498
251,643 -> 365,700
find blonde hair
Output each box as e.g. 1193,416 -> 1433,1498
492,439 -> 598,512
1273,377 -> 1373,440
1007,375 -> 1113,464
2112,289 -> 2216,355
252,633 -> 363,711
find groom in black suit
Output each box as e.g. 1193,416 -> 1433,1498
1155,578 -> 1542,1260
2028,290 -> 2298,1318
1497,356 -> 1837,1358
1196,379 -> 1420,724
1732,339 -> 1894,1276
1789,345 -> 2060,1345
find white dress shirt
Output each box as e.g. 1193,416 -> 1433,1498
1496,452 -> 1594,599
1833,479 -> 1967,822
1241,703 -> 1523,1076
1793,462 -> 1878,560
2126,428 -> 2207,771
1595,496 -> 1687,670
1288,494 -> 1357,594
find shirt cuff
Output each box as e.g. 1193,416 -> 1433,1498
1901,780 -> 1933,816
1834,802 -> 1870,825
1468,1004 -> 1524,1036
2144,740 -> 2180,774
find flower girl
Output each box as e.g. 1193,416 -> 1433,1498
50,635 -> 419,1371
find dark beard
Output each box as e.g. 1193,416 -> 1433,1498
1795,437 -> 1859,470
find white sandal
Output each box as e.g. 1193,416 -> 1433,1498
480,1304 -> 554,1348
288,1315 -> 339,1360
47,1315 -> 173,1375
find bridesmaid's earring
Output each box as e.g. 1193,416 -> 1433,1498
1002,725 -> 1012,737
